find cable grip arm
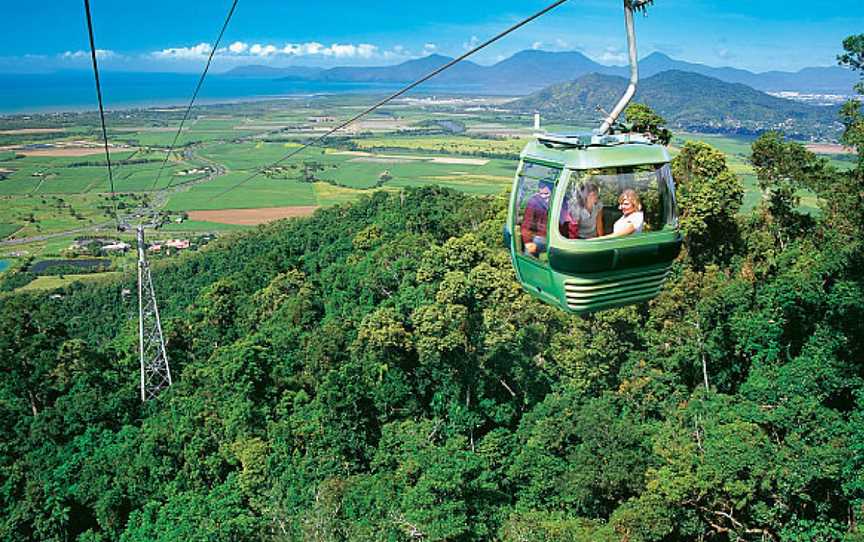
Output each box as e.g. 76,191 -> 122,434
598,0 -> 655,134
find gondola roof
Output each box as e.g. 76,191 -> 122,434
522,132 -> 671,171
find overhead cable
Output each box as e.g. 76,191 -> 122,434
154,0 -> 239,191
208,0 -> 570,202
83,0 -> 120,228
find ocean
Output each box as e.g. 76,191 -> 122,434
0,72 -> 486,114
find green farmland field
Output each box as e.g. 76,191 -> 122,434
200,142 -> 304,170
0,223 -> 21,239
165,172 -> 318,211
16,271 -> 124,293
352,135 -> 527,156
0,96 -> 844,257
0,193 -> 115,239
160,220 -> 250,233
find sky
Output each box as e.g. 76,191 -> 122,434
0,0 -> 860,74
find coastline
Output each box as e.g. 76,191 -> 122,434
0,72 -> 492,115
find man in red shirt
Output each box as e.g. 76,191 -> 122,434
521,180 -> 552,257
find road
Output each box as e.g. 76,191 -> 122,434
0,222 -> 115,247
1,144 -> 229,247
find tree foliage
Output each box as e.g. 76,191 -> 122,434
2,165 -> 862,540
838,34 -> 864,94
2,39 -> 864,542
671,140 -> 744,267
625,103 -> 672,145
838,34 -> 864,173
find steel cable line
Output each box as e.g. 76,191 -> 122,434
208,0 -> 570,202
153,0 -> 239,191
83,0 -> 120,229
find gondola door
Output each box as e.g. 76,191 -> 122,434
510,161 -> 562,304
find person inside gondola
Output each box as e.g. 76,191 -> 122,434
572,182 -> 604,239
559,191 -> 578,239
603,188 -> 644,237
521,180 -> 552,257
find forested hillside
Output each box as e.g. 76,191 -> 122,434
508,71 -> 840,139
2,38 -> 864,542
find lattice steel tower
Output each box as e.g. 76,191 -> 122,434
137,225 -> 172,401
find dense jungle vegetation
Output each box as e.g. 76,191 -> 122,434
1,38 -> 864,542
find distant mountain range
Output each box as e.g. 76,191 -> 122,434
508,70 -> 842,139
223,51 -> 859,95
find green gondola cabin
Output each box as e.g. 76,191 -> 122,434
505,132 -> 682,314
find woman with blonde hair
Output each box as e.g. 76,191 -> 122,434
603,188 -> 644,237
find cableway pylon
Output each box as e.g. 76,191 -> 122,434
136,224 -> 172,401
83,0 -> 174,401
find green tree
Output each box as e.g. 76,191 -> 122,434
671,141 -> 744,267
2,177 -> 864,541
750,131 -> 825,249
838,34 -> 864,94
625,103 -> 672,145
838,34 -> 864,169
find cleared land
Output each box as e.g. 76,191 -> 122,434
806,143 -> 855,155
0,128 -> 66,135
17,272 -> 123,292
350,157 -> 415,164
188,206 -> 319,225
429,157 -> 490,165
0,96 -> 838,259
17,147 -> 112,157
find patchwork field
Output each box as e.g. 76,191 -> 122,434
16,147 -> 110,158
806,143 -> 855,155
188,206 -> 319,225
0,224 -> 21,239
16,272 -> 124,292
0,94 -> 846,260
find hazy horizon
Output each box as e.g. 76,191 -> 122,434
1,48 -> 854,78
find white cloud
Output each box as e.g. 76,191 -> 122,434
228,41 -> 249,54
280,42 -> 326,56
531,41 -> 543,50
152,40 -> 380,60
422,43 -> 437,54
61,49 -> 115,60
336,44 -> 357,57
463,36 -> 481,51
319,43 -> 378,58
152,43 -> 212,59
52,39 -> 398,71
600,46 -> 626,64
303,42 -> 325,55
554,38 -> 571,51
355,44 -> 377,58
249,44 -> 278,57
327,44 -> 354,57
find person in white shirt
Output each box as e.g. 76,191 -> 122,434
603,188 -> 644,237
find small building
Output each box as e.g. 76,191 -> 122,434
71,238 -> 114,250
102,242 -> 131,253
164,239 -> 190,250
